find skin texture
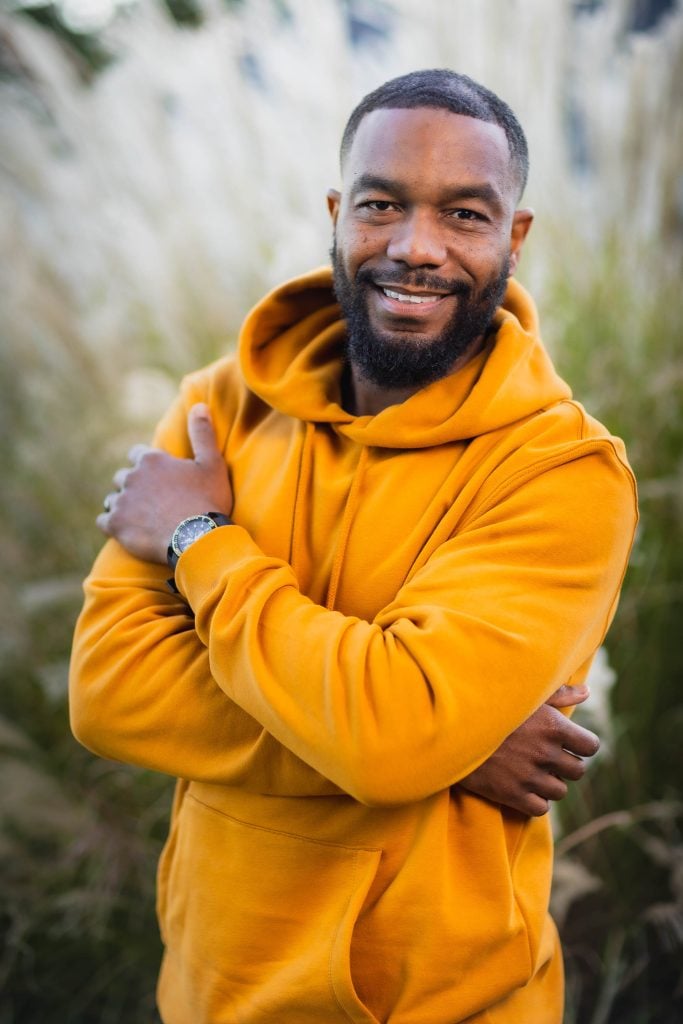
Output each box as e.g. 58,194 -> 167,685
327,108 -> 533,415
98,403 -> 233,565
460,683 -> 599,816
98,107 -> 600,816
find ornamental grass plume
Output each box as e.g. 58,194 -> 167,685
1,1 -> 681,1021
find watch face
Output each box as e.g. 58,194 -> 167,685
173,515 -> 216,555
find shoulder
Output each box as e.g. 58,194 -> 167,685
463,398 -> 638,528
180,353 -> 244,412
151,354 -> 246,458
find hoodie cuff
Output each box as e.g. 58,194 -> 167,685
174,522 -> 292,615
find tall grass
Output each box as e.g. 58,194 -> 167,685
543,245 -> 683,1023
1,1 -> 681,1020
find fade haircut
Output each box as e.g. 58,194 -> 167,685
340,68 -> 529,200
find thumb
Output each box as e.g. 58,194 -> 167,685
188,403 -> 221,466
546,683 -> 590,710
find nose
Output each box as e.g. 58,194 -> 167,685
386,209 -> 447,268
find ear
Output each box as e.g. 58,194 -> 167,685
508,208 -> 534,275
327,188 -> 341,227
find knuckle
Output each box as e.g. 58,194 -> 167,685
545,710 -> 565,739
538,742 -> 557,767
555,711 -> 572,735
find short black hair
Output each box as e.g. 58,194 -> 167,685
340,68 -> 529,199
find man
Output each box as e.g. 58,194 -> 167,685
69,69 -> 637,1023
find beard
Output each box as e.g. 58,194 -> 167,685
331,240 -> 510,390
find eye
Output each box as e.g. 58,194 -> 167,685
358,200 -> 399,213
450,208 -> 485,222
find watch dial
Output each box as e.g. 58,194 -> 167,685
176,516 -> 215,553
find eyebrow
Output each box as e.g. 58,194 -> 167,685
351,174 -> 506,214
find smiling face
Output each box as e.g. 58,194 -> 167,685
328,107 -> 533,391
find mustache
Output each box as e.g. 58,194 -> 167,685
355,266 -> 472,297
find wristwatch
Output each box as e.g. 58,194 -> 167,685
167,512 -> 232,570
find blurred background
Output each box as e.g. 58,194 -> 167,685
0,0 -> 681,1020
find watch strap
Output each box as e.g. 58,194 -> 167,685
166,511 -> 233,571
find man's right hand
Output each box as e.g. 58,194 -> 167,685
458,684 -> 600,816
98,404 -> 233,564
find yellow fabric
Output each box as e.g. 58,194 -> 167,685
70,268 -> 638,1023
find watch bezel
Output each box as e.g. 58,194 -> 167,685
170,514 -> 218,557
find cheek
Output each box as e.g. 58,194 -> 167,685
337,215 -> 384,258
338,231 -> 374,274
459,239 -> 510,278
347,226 -> 371,249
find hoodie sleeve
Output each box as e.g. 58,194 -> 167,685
70,540 -> 349,795
71,360 -> 637,804
167,442 -> 636,806
69,367 -> 348,796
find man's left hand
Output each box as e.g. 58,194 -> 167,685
458,684 -> 600,816
98,403 -> 233,564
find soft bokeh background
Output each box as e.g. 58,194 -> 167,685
1,0 -> 681,1020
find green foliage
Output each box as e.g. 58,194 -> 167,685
0,705 -> 169,1023
0,314 -> 172,1021
544,244 -> 683,1024
1,1 -> 682,1021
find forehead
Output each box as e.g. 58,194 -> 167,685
344,107 -> 514,200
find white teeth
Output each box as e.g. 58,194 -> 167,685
382,287 -> 440,304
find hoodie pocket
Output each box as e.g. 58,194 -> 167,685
158,792 -> 381,1023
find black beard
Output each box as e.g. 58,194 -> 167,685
331,241 -> 510,390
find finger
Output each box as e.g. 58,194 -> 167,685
187,403 -> 222,467
551,750 -> 588,782
525,794 -> 550,817
544,704 -> 599,752
556,719 -> 600,758
112,468 -> 128,490
96,510 -> 112,535
531,773 -> 569,802
127,443 -> 153,464
546,683 -> 590,709
102,491 -> 117,514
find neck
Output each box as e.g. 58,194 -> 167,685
343,333 -> 488,417
344,368 -> 415,416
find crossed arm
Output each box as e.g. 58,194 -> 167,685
71,403 -> 602,815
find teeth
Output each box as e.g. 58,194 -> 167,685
382,287 -> 440,304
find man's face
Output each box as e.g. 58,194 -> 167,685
328,107 -> 532,389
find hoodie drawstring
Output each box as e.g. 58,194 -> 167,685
325,444 -> 369,611
289,421 -> 315,577
289,422 -> 370,612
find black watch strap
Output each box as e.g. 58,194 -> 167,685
166,511 -> 233,582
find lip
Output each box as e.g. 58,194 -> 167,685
371,283 -> 454,319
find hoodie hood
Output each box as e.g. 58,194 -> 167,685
239,267 -> 571,449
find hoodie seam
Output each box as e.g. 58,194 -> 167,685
462,437 -> 637,526
187,793 -> 381,853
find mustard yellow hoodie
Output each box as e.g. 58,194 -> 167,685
70,268 -> 637,1023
